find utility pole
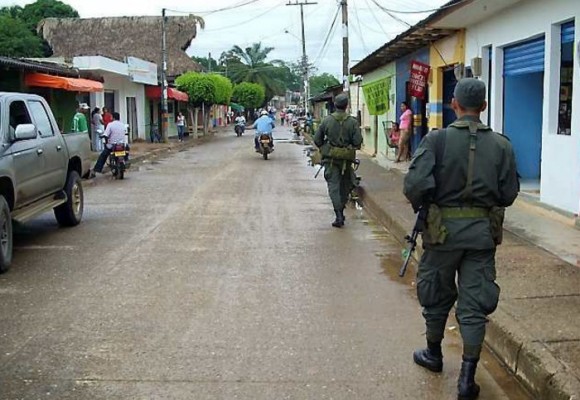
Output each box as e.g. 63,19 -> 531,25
208,52 -> 212,73
341,0 -> 349,93
161,8 -> 169,142
286,0 -> 317,110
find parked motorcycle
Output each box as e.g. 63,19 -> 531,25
257,133 -> 273,160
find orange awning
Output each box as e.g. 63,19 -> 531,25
25,72 -> 103,93
146,86 -> 189,102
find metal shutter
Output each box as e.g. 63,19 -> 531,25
504,37 -> 545,76
562,21 -> 575,44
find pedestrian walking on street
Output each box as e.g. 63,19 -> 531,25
314,93 -> 363,228
403,78 -> 519,400
176,112 -> 186,142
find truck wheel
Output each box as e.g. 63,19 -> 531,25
54,171 -> 84,227
0,196 -> 13,273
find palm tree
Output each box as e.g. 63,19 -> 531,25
223,42 -> 286,102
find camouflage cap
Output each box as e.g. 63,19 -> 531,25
453,78 -> 486,109
334,93 -> 349,108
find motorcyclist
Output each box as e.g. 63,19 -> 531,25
250,110 -> 275,151
89,112 -> 129,178
234,113 -> 246,134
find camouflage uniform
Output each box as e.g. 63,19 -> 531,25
314,94 -> 362,227
403,79 -> 519,399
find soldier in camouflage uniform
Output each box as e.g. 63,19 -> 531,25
314,93 -> 363,228
403,79 -> 519,400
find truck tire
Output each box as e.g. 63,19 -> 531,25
0,196 -> 13,274
54,171 -> 84,227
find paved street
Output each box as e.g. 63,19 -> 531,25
0,127 -> 530,399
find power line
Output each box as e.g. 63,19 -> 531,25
199,2 -> 284,33
313,4 -> 341,66
369,0 -> 474,14
165,0 -> 263,16
363,0 -> 390,36
351,0 -> 369,54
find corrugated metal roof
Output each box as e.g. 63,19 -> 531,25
0,56 -> 104,82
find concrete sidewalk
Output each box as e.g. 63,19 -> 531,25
355,155 -> 580,400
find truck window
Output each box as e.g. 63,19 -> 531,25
9,101 -> 33,132
28,100 -> 55,138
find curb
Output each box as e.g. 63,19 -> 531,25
356,170 -> 580,400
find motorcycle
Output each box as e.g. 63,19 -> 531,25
234,123 -> 245,137
257,133 -> 273,160
108,143 -> 129,179
101,136 -> 129,180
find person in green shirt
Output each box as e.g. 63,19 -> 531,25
72,103 -> 90,133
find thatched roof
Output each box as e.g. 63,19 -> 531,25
39,16 -> 203,78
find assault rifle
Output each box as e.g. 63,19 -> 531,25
399,206 -> 428,277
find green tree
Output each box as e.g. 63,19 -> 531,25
232,82 -> 265,116
21,0 -> 79,31
223,43 -> 286,102
175,72 -> 233,135
309,73 -> 340,97
0,0 -> 79,57
191,55 -> 223,74
0,15 -> 44,57
0,5 -> 23,19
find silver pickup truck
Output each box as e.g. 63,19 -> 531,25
0,92 -> 91,273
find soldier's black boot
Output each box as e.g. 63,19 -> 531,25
457,356 -> 480,400
413,341 -> 443,373
332,210 -> 344,228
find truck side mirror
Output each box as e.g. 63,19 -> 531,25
14,124 -> 38,141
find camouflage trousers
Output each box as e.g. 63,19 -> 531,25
416,248 -> 500,358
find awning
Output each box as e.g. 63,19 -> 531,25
25,72 -> 103,92
145,86 -> 189,102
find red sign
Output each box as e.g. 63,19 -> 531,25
409,61 -> 431,100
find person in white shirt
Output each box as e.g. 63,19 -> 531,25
89,112 -> 128,177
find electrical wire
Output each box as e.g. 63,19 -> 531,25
199,2 -> 284,33
369,0 -> 475,14
351,0 -> 369,53
165,0 -> 264,17
313,4 -> 341,66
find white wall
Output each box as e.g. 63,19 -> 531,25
465,0 -> 580,213
91,73 -> 147,141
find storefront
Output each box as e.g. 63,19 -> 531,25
459,0 -> 580,212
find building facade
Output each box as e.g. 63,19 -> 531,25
454,0 -> 580,213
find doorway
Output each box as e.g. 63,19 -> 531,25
503,37 -> 545,180
442,67 -> 458,128
126,97 -> 138,141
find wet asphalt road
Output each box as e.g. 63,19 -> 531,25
0,127 -> 530,399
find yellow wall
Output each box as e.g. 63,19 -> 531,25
428,30 -> 465,129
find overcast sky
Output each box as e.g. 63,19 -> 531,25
2,0 -> 448,77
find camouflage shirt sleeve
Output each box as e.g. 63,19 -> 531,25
498,142 -> 520,207
403,134 -> 437,211
351,118 -> 363,149
313,118 -> 326,148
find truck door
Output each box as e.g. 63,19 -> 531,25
8,100 -> 45,206
28,100 -> 68,194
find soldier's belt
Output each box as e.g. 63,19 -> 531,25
440,207 -> 489,219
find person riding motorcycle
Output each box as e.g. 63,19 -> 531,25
234,113 -> 246,134
89,112 -> 129,178
250,110 -> 275,151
